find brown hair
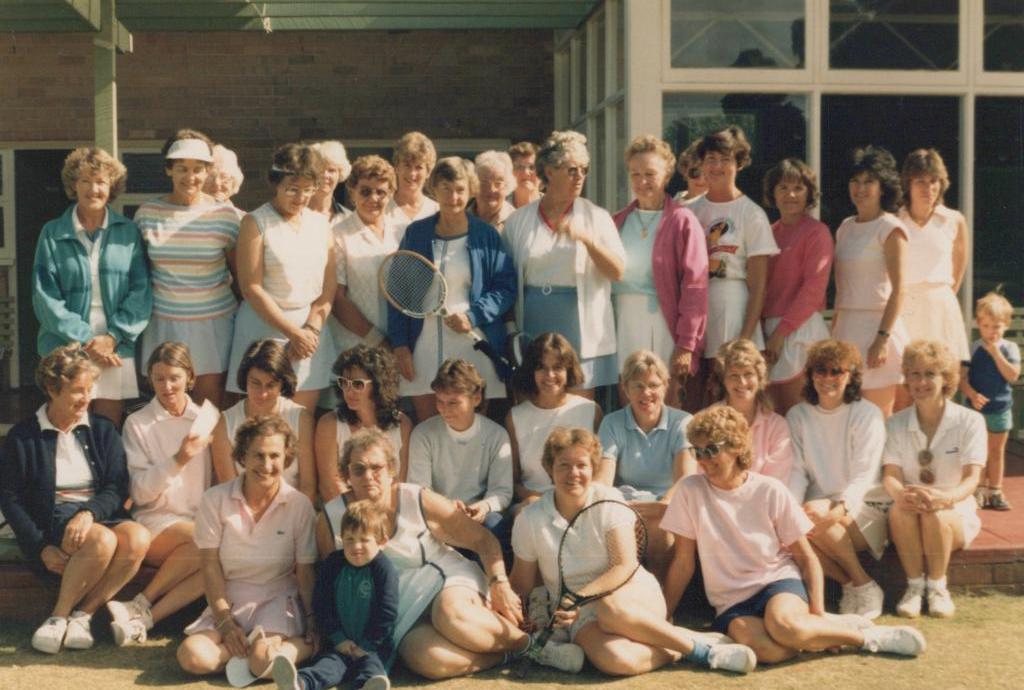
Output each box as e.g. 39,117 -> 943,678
392,131 -> 437,171
902,340 -> 960,398
340,499 -> 390,542
36,342 -> 100,396
541,427 -> 602,477
339,427 -> 400,479
346,155 -> 397,194
695,126 -> 752,171
762,157 -> 819,210
975,291 -> 1013,323
331,345 -> 402,430
514,332 -> 585,397
160,128 -> 214,170
802,340 -> 863,405
901,148 -> 950,208
624,135 -> 675,177
686,406 -> 753,470
61,147 -> 128,201
232,414 -> 297,469
428,156 -> 479,198
431,358 -> 486,402
712,339 -> 773,413
508,141 -> 539,160
620,350 -> 670,389
267,142 -> 324,187
236,339 -> 297,398
145,341 -> 197,391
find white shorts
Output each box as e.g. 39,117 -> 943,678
706,279 -> 763,356
764,313 -> 831,383
614,293 -> 676,370
902,283 -> 970,362
566,567 -> 663,642
831,309 -> 907,389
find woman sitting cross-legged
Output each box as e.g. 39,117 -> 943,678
662,406 -> 926,665
884,340 -> 986,619
176,415 -> 318,682
510,427 -> 757,676
0,343 -> 149,654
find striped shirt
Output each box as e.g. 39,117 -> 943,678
135,198 -> 240,320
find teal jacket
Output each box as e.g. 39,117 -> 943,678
32,205 -> 152,357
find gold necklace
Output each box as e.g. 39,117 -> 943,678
636,208 -> 659,239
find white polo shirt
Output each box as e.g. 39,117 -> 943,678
36,405 -> 94,503
883,401 -> 986,489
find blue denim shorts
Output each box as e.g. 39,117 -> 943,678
712,578 -> 809,633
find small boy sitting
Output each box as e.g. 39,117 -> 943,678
272,501 -> 398,690
406,358 -> 513,535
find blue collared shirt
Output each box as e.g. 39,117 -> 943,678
599,405 -> 692,496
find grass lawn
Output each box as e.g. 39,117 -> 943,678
1,590 -> 1020,690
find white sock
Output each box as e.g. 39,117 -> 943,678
133,593 -> 153,611
907,576 -> 925,590
69,609 -> 90,620
927,576 -> 948,592
853,580 -> 876,591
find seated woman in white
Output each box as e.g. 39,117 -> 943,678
786,339 -> 891,619
211,339 -> 315,503
507,333 -> 600,512
511,427 -> 757,676
112,342 -> 214,645
662,406 -> 926,665
884,340 -> 986,619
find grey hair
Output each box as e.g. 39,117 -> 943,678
536,130 -> 590,184
473,150 -> 516,196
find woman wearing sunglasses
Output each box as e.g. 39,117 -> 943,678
785,340 -> 890,620
211,339 -> 316,503
315,345 -> 412,503
883,340 -> 986,619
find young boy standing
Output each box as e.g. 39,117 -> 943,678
406,359 -> 513,534
272,501 -> 398,690
961,292 -> 1021,511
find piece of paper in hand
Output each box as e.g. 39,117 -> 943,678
190,399 -> 220,439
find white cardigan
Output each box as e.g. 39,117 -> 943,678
503,197 -> 625,359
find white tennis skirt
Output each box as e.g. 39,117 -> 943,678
764,313 -> 831,384
831,309 -> 908,390
91,357 -> 139,400
901,283 -> 970,362
142,311 -> 235,377
614,293 -> 676,370
706,279 -> 763,356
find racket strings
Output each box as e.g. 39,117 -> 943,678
382,254 -> 445,316
557,501 -> 647,600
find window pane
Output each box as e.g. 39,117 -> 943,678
820,95 -> 960,233
0,208 -> 5,249
662,92 -> 807,201
670,0 -> 805,69
122,152 -> 168,194
596,11 -> 607,102
975,97 -> 1024,305
985,0 -> 1024,72
616,100 -> 629,210
829,0 -> 959,70
574,32 -> 588,119
615,1 -> 625,91
593,111 -> 607,205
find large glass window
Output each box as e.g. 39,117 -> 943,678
820,95 -> 960,231
975,97 -> 1024,305
829,0 -> 959,70
662,92 -> 807,201
670,0 -> 805,69
984,0 -> 1024,72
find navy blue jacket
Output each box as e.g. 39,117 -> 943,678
386,213 -> 516,363
0,412 -> 130,560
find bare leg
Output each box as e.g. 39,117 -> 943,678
430,587 -> 528,654
178,630 -> 230,675
808,518 -> 873,587
763,593 -> 863,652
888,503 -> 925,579
398,621 -> 504,680
192,373 -> 226,409
249,632 -> 315,679
987,431 -> 1009,490
809,542 -> 850,585
51,525 -> 117,618
727,616 -> 797,664
574,623 -> 678,676
90,399 -> 124,428
592,580 -> 694,656
142,522 -> 199,602
920,509 -> 965,580
861,386 -> 895,418
78,522 -> 150,614
411,394 -> 437,424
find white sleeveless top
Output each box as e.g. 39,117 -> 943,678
223,397 -> 304,488
898,204 -> 962,286
510,395 -> 599,493
834,212 -> 907,311
334,416 -> 405,476
250,203 -> 330,309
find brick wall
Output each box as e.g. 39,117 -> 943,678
0,30 -> 554,208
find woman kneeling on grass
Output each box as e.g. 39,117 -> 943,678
662,406 -> 927,664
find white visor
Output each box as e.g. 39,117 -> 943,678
166,138 -> 213,162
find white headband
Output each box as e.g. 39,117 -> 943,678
166,138 -> 213,163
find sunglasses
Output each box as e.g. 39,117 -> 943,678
349,462 -> 388,478
357,187 -> 389,199
338,376 -> 373,391
812,366 -> 848,377
692,443 -> 722,460
917,449 -> 936,485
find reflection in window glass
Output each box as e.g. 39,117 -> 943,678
662,92 -> 807,201
122,153 -> 168,194
670,0 -> 804,69
596,11 -> 607,102
829,0 -> 959,70
574,32 -> 588,119
985,0 -> 1024,72
975,97 -> 1024,305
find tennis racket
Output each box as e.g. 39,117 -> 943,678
515,499 -> 648,677
378,250 -> 510,371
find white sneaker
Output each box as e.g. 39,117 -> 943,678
838,584 -> 859,614
535,639 -> 585,673
270,654 -> 301,690
362,676 -> 390,690
927,588 -> 956,618
31,616 -> 68,654
63,611 -> 94,650
896,582 -> 925,618
862,625 -> 926,657
108,595 -> 154,631
824,612 -> 874,630
855,581 -> 885,620
707,643 -> 757,674
111,616 -> 148,646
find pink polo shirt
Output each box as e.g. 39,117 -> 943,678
763,215 -> 833,337
194,476 -> 317,586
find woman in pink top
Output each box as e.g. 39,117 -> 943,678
711,339 -> 793,482
662,406 -> 926,664
611,135 -> 708,408
832,146 -> 909,417
761,159 -> 834,414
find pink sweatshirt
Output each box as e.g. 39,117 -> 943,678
763,215 -> 834,338
613,195 -> 709,362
